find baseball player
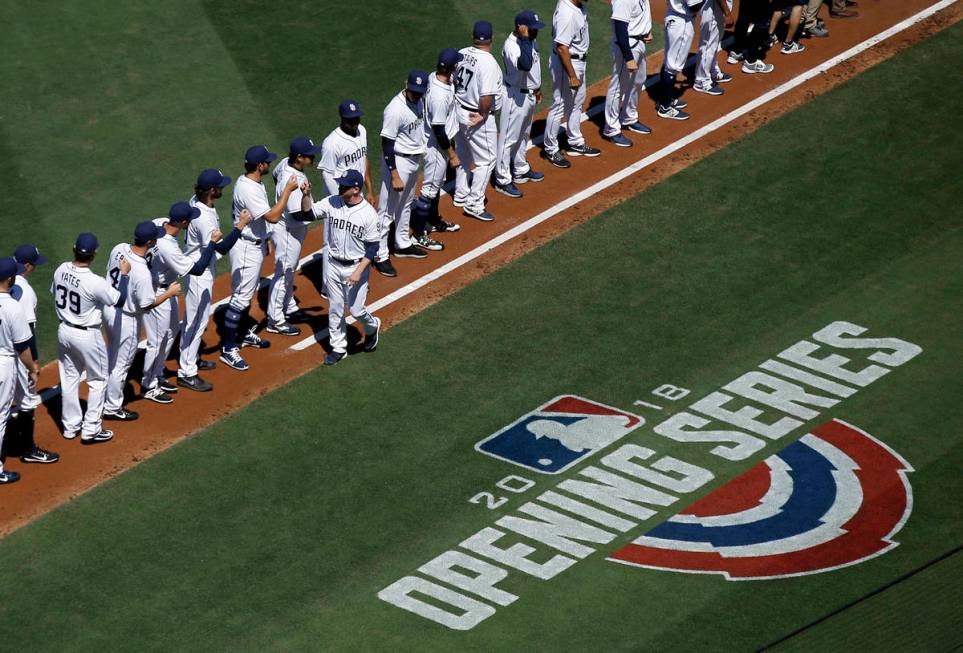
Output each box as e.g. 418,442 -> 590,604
9,246 -> 58,465
493,10 -> 547,197
220,145 -> 299,372
410,48 -> 464,249
318,101 -> 376,202
542,0 -> 599,169
694,0 -> 735,96
179,168 -> 246,392
453,20 -> 503,223
311,169 -> 381,366
141,202 -> 221,405
51,233 -> 130,445
729,0 -> 776,74
268,137 -> 322,336
657,0 -> 707,121
103,222 -> 181,421
0,257 -> 41,484
602,0 -> 654,147
376,69 -> 430,273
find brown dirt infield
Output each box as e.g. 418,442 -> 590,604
2,0 -> 959,538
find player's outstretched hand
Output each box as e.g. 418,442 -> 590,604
119,257 -> 131,275
211,229 -> 223,242
569,75 -> 582,90
300,181 -> 312,196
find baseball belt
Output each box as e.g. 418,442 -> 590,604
60,320 -> 90,330
507,84 -> 535,95
330,255 -> 363,266
241,234 -> 264,245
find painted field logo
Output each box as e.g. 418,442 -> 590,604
475,395 -> 643,474
609,419 -> 914,579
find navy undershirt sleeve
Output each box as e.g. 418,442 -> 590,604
517,37 -> 534,72
114,275 -> 130,307
431,124 -> 451,150
212,227 -> 242,254
382,136 -> 397,171
363,241 -> 379,261
613,20 -> 632,61
188,243 -> 217,275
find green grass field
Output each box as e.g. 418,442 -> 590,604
1,14 -> 961,652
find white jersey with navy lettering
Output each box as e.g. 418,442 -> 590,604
612,0 -> 652,37
106,244 -> 154,315
275,160 -> 310,236
50,263 -> 120,327
151,233 -> 194,288
455,46 -> 504,111
425,72 -> 458,146
381,91 -> 427,155
13,275 -> 37,324
0,293 -> 31,356
232,175 -> 273,241
317,125 -> 369,182
553,0 -> 590,56
315,196 -> 379,261
667,0 -> 706,15
186,197 -> 222,279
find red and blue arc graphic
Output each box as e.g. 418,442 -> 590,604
609,420 -> 913,580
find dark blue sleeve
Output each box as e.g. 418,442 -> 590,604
188,243 -> 217,276
517,37 -> 534,72
14,340 -> 30,354
10,285 -> 23,301
113,275 -> 130,307
28,324 -> 38,360
212,227 -> 242,254
363,241 -> 379,261
613,20 -> 632,61
432,124 -> 451,150
382,136 -> 397,171
290,209 -> 317,222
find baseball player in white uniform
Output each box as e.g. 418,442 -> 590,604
51,233 -> 130,445
9,245 -> 58,465
602,0 -> 654,148
376,69 -> 430,273
658,0 -> 707,120
268,137 -> 322,336
310,169 -> 381,366
493,10 -> 547,198
453,20 -> 503,223
694,0 -> 735,95
220,144 -> 298,372
0,257 -> 41,484
318,101 -> 376,202
141,202 -> 220,405
103,222 -> 181,422
542,0 -> 599,169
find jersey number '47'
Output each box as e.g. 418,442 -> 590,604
454,67 -> 474,93
54,284 -> 81,314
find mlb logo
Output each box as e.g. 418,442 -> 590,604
475,396 -> 643,474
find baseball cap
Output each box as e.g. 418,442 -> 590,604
515,10 -> 546,30
438,47 -> 464,69
473,20 -> 493,43
196,168 -> 232,189
244,145 -> 277,165
407,70 -> 429,95
168,201 -> 201,223
13,244 -> 48,267
0,257 -> 25,281
134,220 -> 165,244
334,169 -> 365,189
289,136 -> 323,157
339,100 -> 364,119
74,233 -> 99,255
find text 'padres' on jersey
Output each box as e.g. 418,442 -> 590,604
313,196 -> 380,260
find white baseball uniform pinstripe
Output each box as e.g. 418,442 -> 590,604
378,90 -> 427,256
12,274 -> 40,411
179,198 -> 221,378
545,0 -> 590,155
51,262 -> 120,437
495,32 -> 541,186
695,0 -> 731,87
0,292 -> 31,473
230,175 -> 272,313
664,0 -> 707,75
604,0 -> 652,137
453,46 -> 503,212
142,231 -> 191,391
422,72 -> 458,200
318,125 -> 369,197
313,195 -> 380,354
103,244 -> 153,413
268,160 -> 310,325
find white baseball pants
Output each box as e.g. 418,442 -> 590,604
57,323 -> 108,437
104,306 -> 140,412
696,1 -> 726,87
421,146 -> 448,200
377,154 -> 422,257
141,293 -> 179,391
454,107 -> 498,212
228,239 -> 267,312
325,255 -> 378,354
0,357 -> 15,473
15,350 -> 40,411
604,39 -> 648,137
544,54 -> 588,154
178,275 -> 213,378
268,220 -> 306,324
663,12 -> 696,75
495,87 -> 536,186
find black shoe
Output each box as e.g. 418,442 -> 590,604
241,330 -> 271,349
284,309 -> 314,323
364,318 -> 381,353
566,143 -> 602,157
394,245 -> 428,259
540,149 -> 571,169
20,447 -> 60,464
374,259 -> 398,277
143,388 -> 174,404
177,375 -> 213,392
81,430 -> 114,446
431,220 -> 461,233
158,380 -> 178,394
0,470 -> 21,484
324,350 -> 347,366
104,408 -> 139,421
197,359 -> 216,371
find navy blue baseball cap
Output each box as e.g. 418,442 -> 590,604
74,232 -> 99,255
0,257 -> 25,280
339,100 -> 364,119
473,20 -> 493,42
14,244 -> 48,267
438,47 -> 464,69
244,145 -> 278,165
168,201 -> 201,223
134,220 -> 165,244
407,70 -> 429,94
289,136 -> 323,157
197,168 -> 232,189
334,169 -> 365,189
516,10 -> 546,29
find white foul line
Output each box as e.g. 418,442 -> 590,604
291,0 -> 957,351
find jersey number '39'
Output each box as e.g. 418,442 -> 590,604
54,284 -> 81,314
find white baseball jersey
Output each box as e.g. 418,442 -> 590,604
232,175 -> 273,240
455,47 -> 504,111
275,159 -> 310,233
13,275 -> 37,324
553,0 -> 590,56
317,125 -> 369,180
106,244 -> 154,315
50,263 -> 120,327
425,72 -> 458,146
612,0 -> 652,37
0,293 -> 31,355
667,0 -> 707,14
186,198 -> 222,279
315,196 -> 380,260
381,91 -> 427,155
151,234 -> 195,287
503,33 -> 542,90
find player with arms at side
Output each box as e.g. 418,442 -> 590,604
693,0 -> 735,97
602,0 -> 654,147
657,0 -> 708,121
318,101 -> 376,202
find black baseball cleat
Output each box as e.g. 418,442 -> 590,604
177,375 -> 213,392
81,430 -> 114,446
324,350 -> 347,366
364,318 -> 381,353
20,447 -> 60,464
0,470 -> 21,484
540,149 -> 571,169
565,143 -> 602,157
143,388 -> 174,404
374,259 -> 398,277
104,407 -> 139,421
266,322 -> 302,336
197,359 -> 216,371
284,309 -> 314,323
158,379 -> 178,394
394,245 -> 428,259
242,330 -> 271,349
